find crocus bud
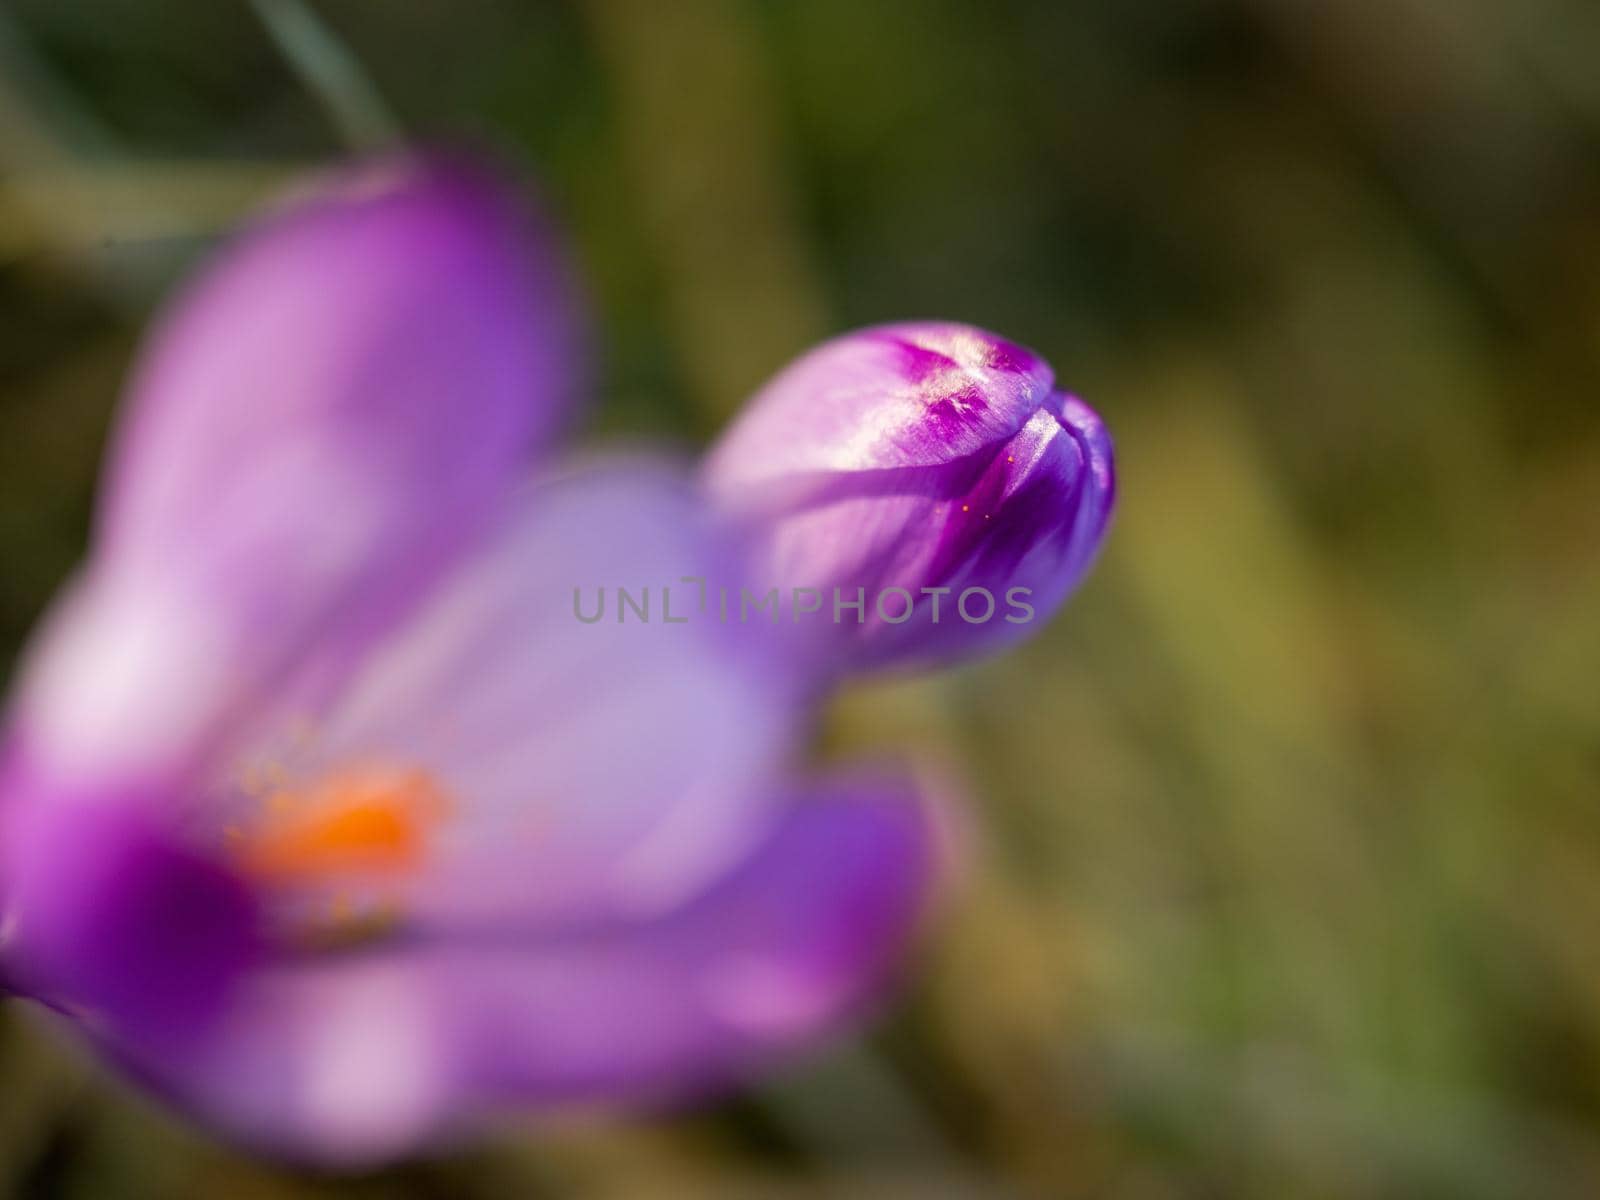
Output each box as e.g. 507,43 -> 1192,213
701,322 -> 1114,677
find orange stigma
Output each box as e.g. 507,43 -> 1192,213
230,765 -> 450,884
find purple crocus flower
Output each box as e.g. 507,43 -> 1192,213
0,156 -> 941,1165
701,322 -> 1115,677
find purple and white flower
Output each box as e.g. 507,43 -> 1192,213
0,155 -> 942,1165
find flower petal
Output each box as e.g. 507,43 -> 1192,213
217,460 -> 805,930
705,394 -> 1115,676
0,794 -> 261,1048
703,322 -> 1053,492
9,152 -> 583,788
452,772 -> 944,1105
790,394 -> 1116,672
99,774 -> 940,1165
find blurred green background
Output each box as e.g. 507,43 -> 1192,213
3,1 -> 1600,1196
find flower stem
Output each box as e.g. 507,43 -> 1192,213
248,0 -> 402,153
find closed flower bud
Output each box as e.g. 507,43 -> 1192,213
702,322 -> 1115,677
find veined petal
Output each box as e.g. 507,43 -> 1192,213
818,394 -> 1116,671
102,774 -> 941,1166
703,321 -> 1052,494
712,394 -> 1115,676
9,152 -> 583,788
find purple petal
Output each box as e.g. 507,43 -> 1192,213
703,322 -> 1053,493
0,797 -> 261,1048
453,772 -> 944,1105
209,461 -> 806,932
103,953 -> 457,1167
8,152 -> 583,790
100,773 -> 940,1166
816,394 -> 1116,672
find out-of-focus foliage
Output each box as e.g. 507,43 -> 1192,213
2,1 -> 1599,1196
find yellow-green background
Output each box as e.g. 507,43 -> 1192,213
2,1 -> 1599,1196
